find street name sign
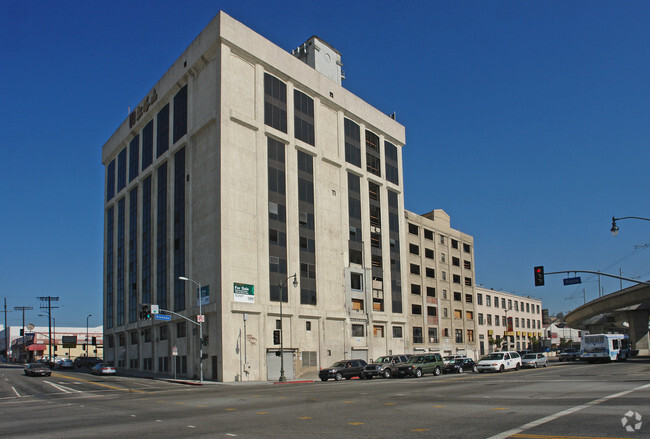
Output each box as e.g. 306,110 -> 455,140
563,277 -> 582,285
154,314 -> 171,321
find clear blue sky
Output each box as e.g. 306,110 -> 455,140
2,1 -> 649,327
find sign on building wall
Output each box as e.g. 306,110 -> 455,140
62,336 -> 77,348
198,285 -> 210,306
234,283 -> 254,303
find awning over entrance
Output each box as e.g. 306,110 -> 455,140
27,344 -> 47,351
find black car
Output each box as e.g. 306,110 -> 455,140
24,363 -> 52,377
443,358 -> 478,374
74,356 -> 103,368
319,359 -> 367,381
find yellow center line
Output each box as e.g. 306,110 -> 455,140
52,373 -> 146,393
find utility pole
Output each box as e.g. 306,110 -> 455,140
38,297 -> 59,361
3,299 -> 11,361
14,306 -> 33,362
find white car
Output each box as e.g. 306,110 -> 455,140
477,351 -> 522,373
521,353 -> 547,368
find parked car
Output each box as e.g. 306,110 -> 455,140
91,363 -> 117,375
443,358 -> 478,374
521,353 -> 548,368
319,359 -> 367,381
24,363 -> 52,377
56,358 -> 74,369
442,354 -> 466,365
74,356 -> 103,368
396,353 -> 444,378
477,351 -> 522,373
518,350 -> 534,357
558,348 -> 580,361
363,354 -> 411,379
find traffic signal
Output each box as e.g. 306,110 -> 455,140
534,266 -> 545,286
92,336 -> 97,346
140,305 -> 151,320
273,329 -> 281,345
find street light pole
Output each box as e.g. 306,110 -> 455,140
610,216 -> 650,236
179,276 -> 203,384
278,274 -> 298,382
86,315 -> 92,356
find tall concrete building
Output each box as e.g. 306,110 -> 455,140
102,12 -> 408,381
404,210 -> 479,359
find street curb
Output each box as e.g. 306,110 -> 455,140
273,380 -> 316,384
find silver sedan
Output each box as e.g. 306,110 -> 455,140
521,353 -> 548,368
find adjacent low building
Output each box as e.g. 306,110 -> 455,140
1,325 -> 103,363
475,287 -> 543,355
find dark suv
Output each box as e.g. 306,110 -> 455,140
396,353 -> 444,377
558,348 -> 580,361
319,359 -> 367,381
363,354 -> 410,379
74,356 -> 103,368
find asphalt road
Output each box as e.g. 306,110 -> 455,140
1,359 -> 648,439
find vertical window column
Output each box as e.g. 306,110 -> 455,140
141,176 -> 152,305
173,85 -> 188,144
268,138 -> 288,302
117,197 -> 125,326
156,163 -> 168,310
388,190 -> 402,313
264,74 -> 287,133
369,182 -> 383,312
347,173 -> 363,266
344,118 -> 361,167
129,187 -> 138,323
298,151 -> 316,305
106,206 -> 115,329
173,148 -> 186,312
385,141 -> 399,185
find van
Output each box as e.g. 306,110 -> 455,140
477,351 -> 521,373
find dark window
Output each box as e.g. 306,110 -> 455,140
455,329 -> 463,343
411,284 -> 421,295
176,322 -> 186,338
117,147 -> 127,192
264,74 -> 287,133
408,223 -> 419,235
388,189 -> 402,314
298,150 -> 316,305
352,324 -> 364,337
393,326 -> 403,338
426,268 -> 435,278
427,306 -> 437,317
106,160 -> 116,202
465,293 -> 473,303
424,229 -> 433,240
425,248 -> 434,259
159,324 -> 168,341
426,287 -> 436,297
366,130 -> 381,176
465,277 -> 472,287
453,274 -> 461,284
351,273 -> 363,290
451,239 -> 459,249
411,304 -> 422,315
464,260 -> 471,270
294,90 -> 314,145
344,118 -> 361,167
156,104 -> 170,157
463,243 -> 471,253
409,243 -> 419,255
129,135 -> 139,182
385,140 -> 399,185
410,264 -> 420,275
173,85 -> 188,143
452,257 -> 460,266
454,291 -> 462,301
413,327 -> 423,344
141,121 -> 153,170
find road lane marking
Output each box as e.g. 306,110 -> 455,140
348,422 -> 364,426
411,429 -> 430,432
299,417 -> 312,420
487,382 -> 650,439
257,412 -> 268,414
12,387 -> 21,397
44,380 -> 81,394
513,435 -> 632,439
51,373 -> 146,393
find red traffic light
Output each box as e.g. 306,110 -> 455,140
534,266 -> 545,286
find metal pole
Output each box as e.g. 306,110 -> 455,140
86,315 -> 92,356
178,277 -> 203,383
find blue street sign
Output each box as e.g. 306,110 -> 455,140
563,277 -> 582,286
154,314 -> 171,321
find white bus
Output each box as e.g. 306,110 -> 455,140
580,334 -> 631,363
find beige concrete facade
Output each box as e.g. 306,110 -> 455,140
404,210 -> 479,359
102,12 -> 409,381
475,286 -> 543,356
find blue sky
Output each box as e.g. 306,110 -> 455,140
2,1 -> 650,327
